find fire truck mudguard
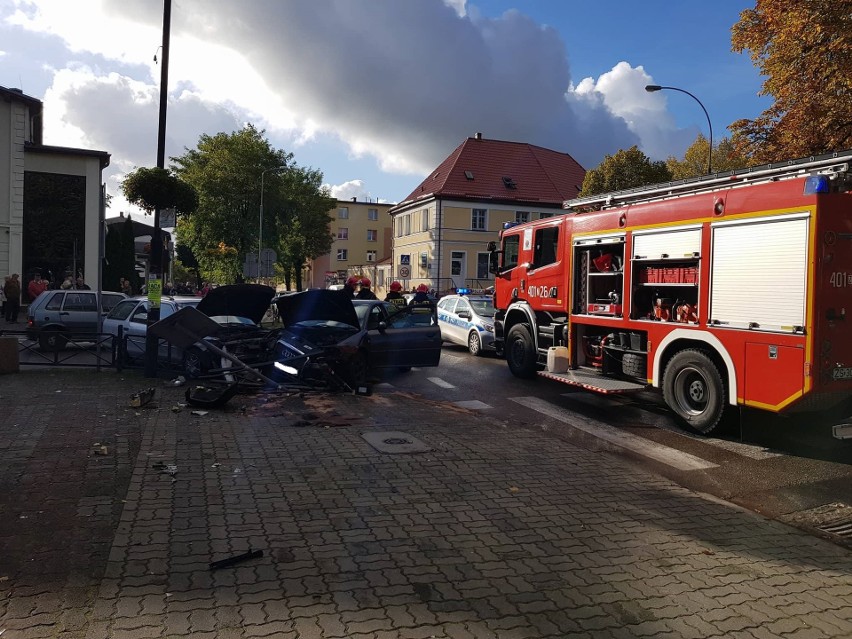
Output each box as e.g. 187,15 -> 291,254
490,149 -> 852,436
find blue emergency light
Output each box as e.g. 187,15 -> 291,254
804,175 -> 830,195
503,221 -> 519,230
457,288 -> 470,295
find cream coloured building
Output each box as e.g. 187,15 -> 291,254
1,86 -> 109,296
307,198 -> 394,293
388,135 -> 585,295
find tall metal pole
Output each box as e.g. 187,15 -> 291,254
145,0 -> 171,377
258,167 -> 283,280
645,84 -> 713,174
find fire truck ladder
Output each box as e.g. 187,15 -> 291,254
564,149 -> 852,212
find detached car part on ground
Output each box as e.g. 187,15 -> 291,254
272,290 -> 442,389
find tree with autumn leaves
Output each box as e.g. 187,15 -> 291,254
730,0 -> 852,163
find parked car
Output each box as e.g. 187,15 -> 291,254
102,296 -> 202,363
272,290 -> 442,387
26,289 -> 126,350
436,293 -> 496,356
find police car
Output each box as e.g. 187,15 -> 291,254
436,290 -> 497,356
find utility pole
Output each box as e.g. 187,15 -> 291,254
144,0 -> 171,377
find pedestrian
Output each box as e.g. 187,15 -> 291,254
408,283 -> 435,324
355,277 -> 378,300
75,276 -> 91,290
4,273 -> 21,323
385,280 -> 407,309
342,275 -> 360,299
60,275 -> 73,290
120,277 -> 132,296
27,272 -> 47,302
0,277 -> 7,318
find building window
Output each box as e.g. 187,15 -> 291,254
421,209 -> 430,231
403,214 -> 411,235
471,208 -> 487,231
337,227 -> 348,240
368,208 -> 378,221
477,253 -> 491,279
395,218 -> 402,237
367,250 -> 377,262
337,249 -> 348,261
367,229 -> 377,242
539,212 -> 554,219
516,211 -> 530,223
338,207 -> 349,219
420,252 -> 428,270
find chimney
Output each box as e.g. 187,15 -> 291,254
474,132 -> 482,140
351,196 -> 357,202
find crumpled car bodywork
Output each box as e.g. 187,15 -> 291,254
273,289 -> 441,387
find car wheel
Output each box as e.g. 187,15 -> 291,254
506,324 -> 537,378
183,346 -> 214,379
662,349 -> 726,434
39,330 -> 67,352
468,331 -> 483,356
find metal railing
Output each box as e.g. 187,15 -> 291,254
1,329 -> 117,369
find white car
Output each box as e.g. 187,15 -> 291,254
436,294 -> 496,356
102,296 -> 202,362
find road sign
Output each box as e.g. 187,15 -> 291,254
398,265 -> 411,278
259,248 -> 277,277
243,253 -> 258,279
400,254 -> 410,265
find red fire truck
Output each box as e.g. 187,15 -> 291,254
489,150 -> 852,436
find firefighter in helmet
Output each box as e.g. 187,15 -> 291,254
355,277 -> 378,300
343,275 -> 360,299
408,283 -> 435,324
385,281 -> 407,309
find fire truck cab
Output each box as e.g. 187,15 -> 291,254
490,150 -> 852,436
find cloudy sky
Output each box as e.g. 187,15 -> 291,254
0,0 -> 767,217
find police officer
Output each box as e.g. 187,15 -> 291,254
355,277 -> 378,300
385,281 -> 407,309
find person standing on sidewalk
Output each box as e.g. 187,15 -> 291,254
385,281 -> 407,309
355,277 -> 378,300
27,272 -> 47,302
4,273 -> 21,323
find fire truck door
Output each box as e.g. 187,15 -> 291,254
744,343 -> 804,410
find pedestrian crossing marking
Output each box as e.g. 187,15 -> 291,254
454,400 -> 492,410
428,377 -> 456,389
510,396 -> 718,471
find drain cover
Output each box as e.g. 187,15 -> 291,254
789,503 -> 852,539
362,431 -> 431,454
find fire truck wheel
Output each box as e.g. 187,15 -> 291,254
662,349 -> 725,434
468,331 -> 483,356
506,324 -> 537,378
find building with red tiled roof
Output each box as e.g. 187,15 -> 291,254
388,134 -> 585,294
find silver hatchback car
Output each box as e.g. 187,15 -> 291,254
436,293 -> 496,356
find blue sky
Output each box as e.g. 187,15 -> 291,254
0,0 -> 768,215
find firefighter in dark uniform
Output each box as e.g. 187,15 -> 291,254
408,283 -> 435,324
355,277 -> 378,300
385,281 -> 407,309
343,275 -> 361,299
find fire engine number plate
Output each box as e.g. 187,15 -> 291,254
832,367 -> 852,381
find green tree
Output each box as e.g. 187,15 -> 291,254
665,135 -> 749,180
730,0 -> 852,163
103,218 -> 140,293
172,125 -> 334,288
175,242 -> 202,290
579,146 -> 672,196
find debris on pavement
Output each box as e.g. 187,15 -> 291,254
185,383 -> 239,409
92,443 -> 109,456
167,376 -> 186,387
171,405 -> 183,413
209,548 -> 263,570
191,410 -> 209,416
130,387 -> 156,408
152,461 -> 178,477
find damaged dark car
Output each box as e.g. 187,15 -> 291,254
272,289 -> 442,388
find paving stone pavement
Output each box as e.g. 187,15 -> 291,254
1,369 -> 851,638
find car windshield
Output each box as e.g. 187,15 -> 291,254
470,299 -> 496,318
208,315 -> 255,326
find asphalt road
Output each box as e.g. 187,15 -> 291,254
386,343 -> 852,549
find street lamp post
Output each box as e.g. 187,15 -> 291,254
645,84 -> 713,174
258,167 -> 284,279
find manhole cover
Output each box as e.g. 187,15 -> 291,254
362,431 -> 431,454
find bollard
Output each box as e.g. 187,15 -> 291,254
0,336 -> 20,374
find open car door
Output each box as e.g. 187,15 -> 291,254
366,304 -> 442,369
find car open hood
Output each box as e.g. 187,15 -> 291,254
196,284 -> 274,324
275,289 -> 359,329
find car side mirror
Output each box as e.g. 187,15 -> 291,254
458,311 -> 471,320
377,321 -> 388,333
